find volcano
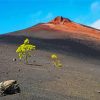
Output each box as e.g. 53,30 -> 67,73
1,16 -> 100,51
31,16 -> 100,42
0,16 -> 100,100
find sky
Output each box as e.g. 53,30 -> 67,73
0,0 -> 100,34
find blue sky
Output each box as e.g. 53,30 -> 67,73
0,0 -> 100,34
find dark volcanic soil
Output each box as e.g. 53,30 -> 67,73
0,26 -> 100,100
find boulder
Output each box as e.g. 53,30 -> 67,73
0,80 -> 20,96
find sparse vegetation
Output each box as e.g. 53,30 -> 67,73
51,54 -> 62,68
16,38 -> 36,64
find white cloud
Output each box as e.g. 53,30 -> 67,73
91,1 -> 100,12
90,19 -> 100,29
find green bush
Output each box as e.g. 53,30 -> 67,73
16,38 -> 36,64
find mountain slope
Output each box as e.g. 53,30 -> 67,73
1,16 -> 100,56
0,16 -> 100,100
13,16 -> 100,46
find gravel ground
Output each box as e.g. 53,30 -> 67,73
0,43 -> 100,100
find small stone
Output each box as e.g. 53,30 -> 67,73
97,91 -> 100,93
18,69 -> 20,72
12,58 -> 16,62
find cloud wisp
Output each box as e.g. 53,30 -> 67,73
90,19 -> 100,29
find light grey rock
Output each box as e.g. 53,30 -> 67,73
12,58 -> 16,61
0,80 -> 20,96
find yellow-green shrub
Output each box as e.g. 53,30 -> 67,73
51,54 -> 62,68
16,38 -> 36,64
